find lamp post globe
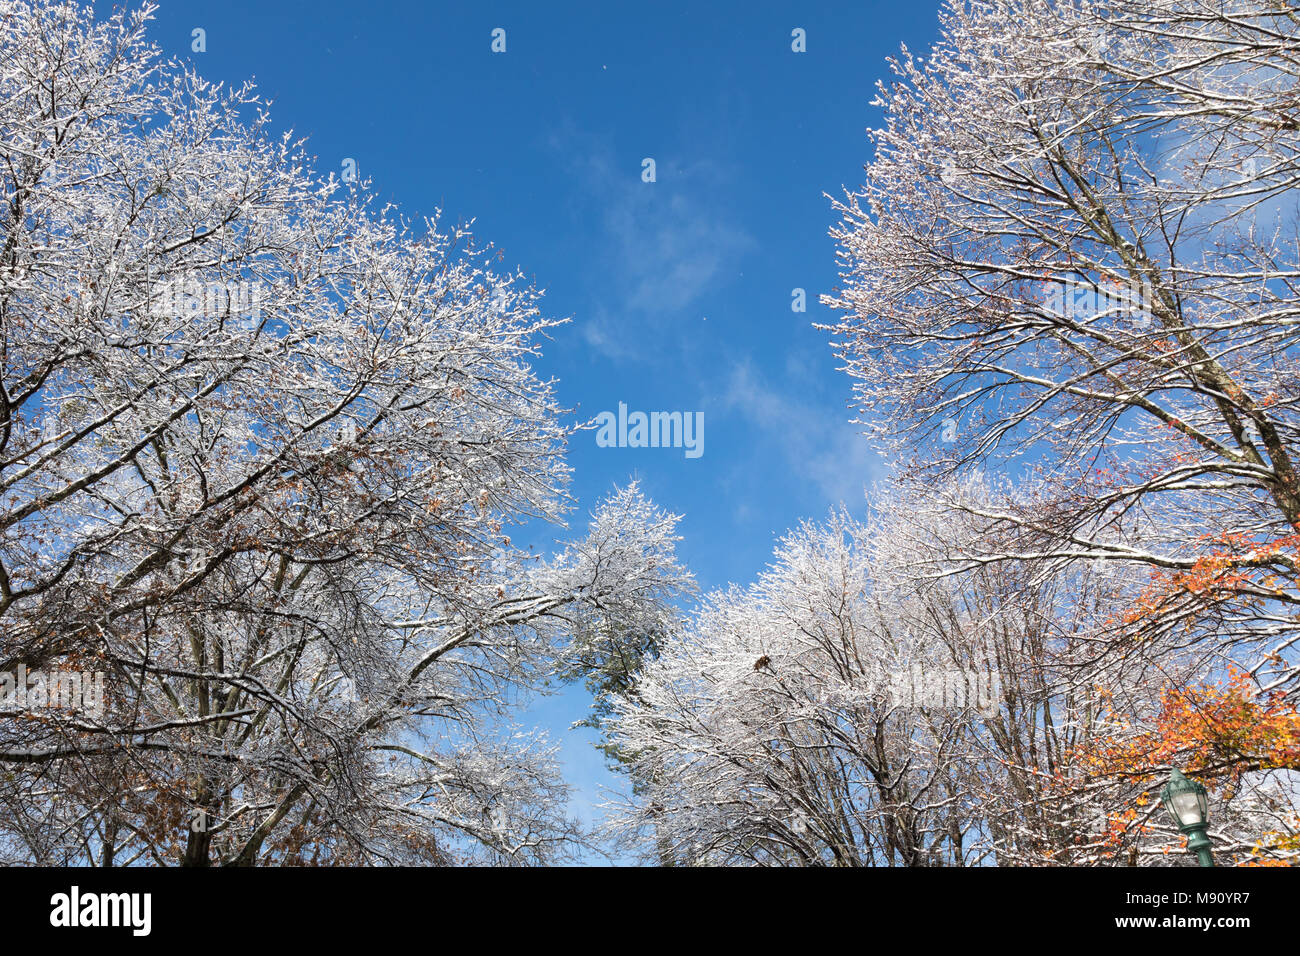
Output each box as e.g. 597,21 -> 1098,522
1160,768 -> 1214,868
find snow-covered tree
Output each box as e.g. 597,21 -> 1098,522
552,483 -> 696,767
605,509 -> 956,865
821,0 -> 1300,863
824,0 -> 1300,696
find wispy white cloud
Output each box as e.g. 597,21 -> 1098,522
607,188 -> 755,314
546,127 -> 755,357
717,359 -> 884,509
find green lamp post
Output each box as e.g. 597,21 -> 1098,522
1160,768 -> 1214,867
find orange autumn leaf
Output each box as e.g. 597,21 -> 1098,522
1080,670 -> 1300,782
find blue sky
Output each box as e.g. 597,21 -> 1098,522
145,0 -> 943,861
